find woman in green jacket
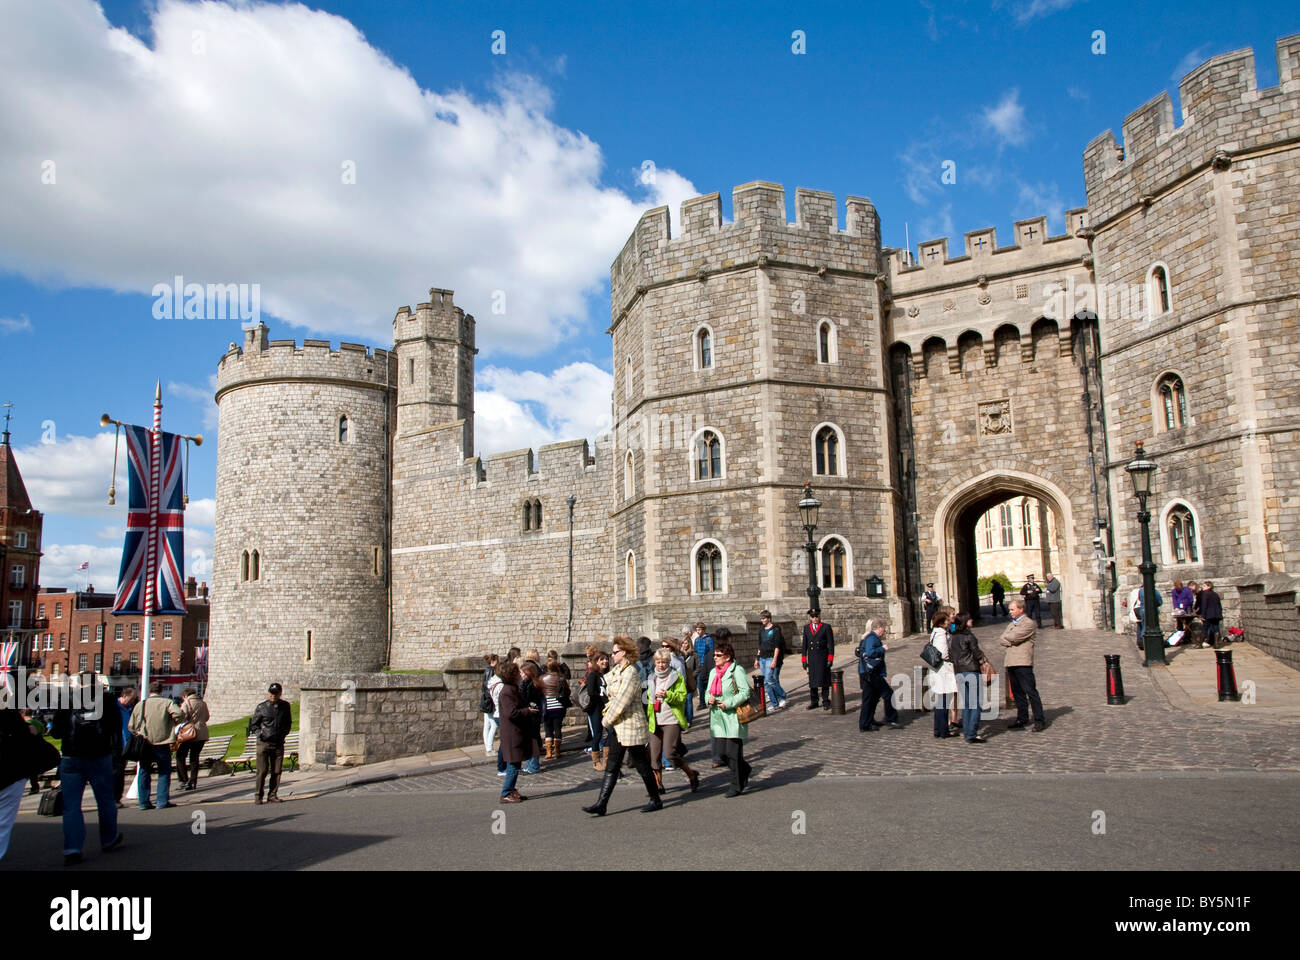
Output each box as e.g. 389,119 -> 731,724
647,648 -> 700,794
706,640 -> 752,797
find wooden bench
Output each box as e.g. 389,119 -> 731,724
197,735 -> 233,770
227,732 -> 299,774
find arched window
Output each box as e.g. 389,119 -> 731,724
240,551 -> 250,582
1020,500 -> 1035,547
1147,264 -> 1172,317
818,321 -> 837,364
522,501 -> 533,532
820,537 -> 848,589
251,550 -> 260,581
814,424 -> 841,477
695,430 -> 722,480
1167,505 -> 1200,564
624,451 -> 634,499
533,500 -> 542,531
1156,373 -> 1188,430
624,355 -> 633,398
338,415 -> 349,443
694,541 -> 725,593
697,327 -> 713,369
625,551 -> 636,600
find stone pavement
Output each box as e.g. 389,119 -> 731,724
21,626 -> 1299,815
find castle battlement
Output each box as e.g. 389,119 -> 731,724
215,322 -> 394,400
393,288 -> 476,351
610,182 -> 882,323
463,437 -> 601,489
1084,35 -> 1300,225
888,210 -> 1089,291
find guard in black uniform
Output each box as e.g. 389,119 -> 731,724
1020,575 -> 1043,627
801,609 -> 835,710
922,584 -> 942,629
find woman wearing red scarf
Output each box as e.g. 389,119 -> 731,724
707,640 -> 753,797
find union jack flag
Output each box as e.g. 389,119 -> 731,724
114,425 -> 187,616
195,645 -> 207,681
0,640 -> 17,675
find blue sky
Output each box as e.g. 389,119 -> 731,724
1,0 -> 1296,590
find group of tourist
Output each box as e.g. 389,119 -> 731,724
1132,579 -> 1225,648
482,626 -> 762,809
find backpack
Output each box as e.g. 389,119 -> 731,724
576,676 -> 593,712
682,654 -> 698,694
479,669 -> 494,714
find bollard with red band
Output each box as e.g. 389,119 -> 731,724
1105,654 -> 1125,705
830,668 -> 846,715
1215,650 -> 1241,702
1005,669 -> 1017,708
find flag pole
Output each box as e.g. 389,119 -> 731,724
141,380 -> 161,697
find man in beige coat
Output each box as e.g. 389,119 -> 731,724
128,682 -> 185,809
1000,598 -> 1046,732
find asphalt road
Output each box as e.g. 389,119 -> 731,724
5,770 -> 1296,871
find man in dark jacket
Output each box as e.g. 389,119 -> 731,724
248,682 -> 293,804
53,675 -> 124,865
1020,575 -> 1043,627
801,610 -> 835,710
990,579 -> 1007,617
1199,582 -> 1224,647
856,620 -> 899,731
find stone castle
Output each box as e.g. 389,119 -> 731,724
205,37 -> 1300,721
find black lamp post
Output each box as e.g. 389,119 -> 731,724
1124,440 -> 1165,666
798,482 -> 821,616
565,494 -> 577,646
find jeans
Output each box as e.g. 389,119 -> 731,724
483,714 -> 499,754
60,754 -> 118,854
859,666 -> 898,729
684,697 -> 693,725
0,778 -> 28,860
933,693 -> 952,736
587,714 -> 604,752
1007,666 -> 1045,723
138,744 -> 172,808
501,762 -> 520,796
957,672 -> 982,739
176,739 -> 205,788
522,752 -> 540,774
759,658 -> 787,707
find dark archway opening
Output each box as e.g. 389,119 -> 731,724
952,489 -> 1059,625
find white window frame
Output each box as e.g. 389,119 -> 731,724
1159,499 -> 1204,567
79,625 -> 89,643
693,323 -> 715,371
15,532 -> 27,548
810,422 -> 846,478
690,538 -> 729,595
1145,262 -> 1173,320
1152,370 -> 1190,432
817,319 -> 838,364
689,427 -> 727,482
815,534 -> 854,591
10,564 -> 24,587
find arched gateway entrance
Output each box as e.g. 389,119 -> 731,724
932,470 -> 1084,627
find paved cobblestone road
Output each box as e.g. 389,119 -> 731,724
346,627 -> 1300,798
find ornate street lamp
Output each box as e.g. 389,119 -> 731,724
1124,440 -> 1165,665
798,482 -> 822,616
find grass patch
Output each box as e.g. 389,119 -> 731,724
207,701 -> 300,758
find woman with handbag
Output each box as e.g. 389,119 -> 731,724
647,647 -> 699,794
927,610 -> 958,739
582,635 -> 662,816
540,660 -> 570,760
174,687 -> 209,792
496,661 -> 538,804
582,647 -> 609,770
1,707 -> 61,860
707,640 -> 753,798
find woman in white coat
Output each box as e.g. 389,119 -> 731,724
929,609 -> 958,738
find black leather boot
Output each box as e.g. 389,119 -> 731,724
582,770 -> 618,816
636,761 -> 663,812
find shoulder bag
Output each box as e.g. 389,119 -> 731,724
920,638 -> 945,670
730,668 -> 763,724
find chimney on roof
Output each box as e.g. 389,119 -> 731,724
199,581 -> 208,600
186,576 -> 197,599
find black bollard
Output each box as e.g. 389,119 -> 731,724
830,669 -> 846,715
1216,650 -> 1241,702
1005,669 -> 1017,709
751,672 -> 767,713
1105,654 -> 1126,705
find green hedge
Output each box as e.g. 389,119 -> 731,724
977,572 -> 1014,596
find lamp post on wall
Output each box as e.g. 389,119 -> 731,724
798,483 -> 822,616
565,494 -> 577,646
1124,440 -> 1166,666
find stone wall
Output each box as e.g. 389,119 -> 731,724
1235,575 -> 1300,673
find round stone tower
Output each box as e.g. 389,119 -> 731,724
205,322 -> 395,721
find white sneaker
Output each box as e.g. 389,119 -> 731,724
778,699 -> 788,710
496,770 -> 507,777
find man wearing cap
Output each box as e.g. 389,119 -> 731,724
1020,575 -> 1043,628
801,610 -> 835,711
248,683 -> 293,804
922,584 -> 941,629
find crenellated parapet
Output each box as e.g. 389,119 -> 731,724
1083,35 -> 1300,226
887,212 -> 1092,368
609,182 -> 882,329
215,321 -> 394,402
392,287 -> 476,354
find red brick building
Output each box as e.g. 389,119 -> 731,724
1,421 -> 43,672
32,578 -> 210,697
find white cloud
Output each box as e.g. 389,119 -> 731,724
1015,180 -> 1068,232
1170,46 -> 1209,83
0,0 -> 696,357
473,362 -> 613,456
995,0 -> 1082,25
37,543 -> 124,593
167,376 -> 219,431
982,89 -> 1029,147
0,314 -> 32,334
917,204 -> 956,243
